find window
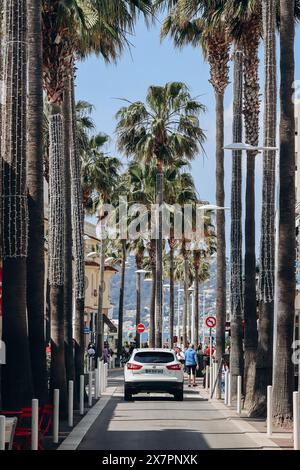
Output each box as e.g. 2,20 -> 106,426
133,351 -> 175,364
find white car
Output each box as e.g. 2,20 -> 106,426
124,348 -> 184,401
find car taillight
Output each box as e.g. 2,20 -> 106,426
166,363 -> 181,370
127,362 -> 142,370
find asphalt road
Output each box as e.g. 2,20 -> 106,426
78,370 -> 259,450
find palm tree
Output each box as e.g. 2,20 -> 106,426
247,0 -> 277,417
133,241 -> 145,348
116,82 -> 206,347
81,133 -> 121,358
223,0 -> 261,410
230,49 -> 244,398
160,0 -> 230,378
272,0 -> 296,428
1,0 -> 34,409
26,0 -> 48,404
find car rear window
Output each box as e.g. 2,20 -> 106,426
134,352 -> 175,364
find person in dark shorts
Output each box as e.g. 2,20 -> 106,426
184,344 -> 199,387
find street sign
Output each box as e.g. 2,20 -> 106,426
84,327 -> 90,334
205,316 -> 216,329
137,323 -> 145,334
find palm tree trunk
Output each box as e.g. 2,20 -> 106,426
249,0 -> 277,417
242,18 -> 260,409
48,102 -> 67,416
26,0 -> 47,404
215,91 -> 227,398
194,270 -> 199,347
149,239 -> 156,347
70,68 -> 85,404
117,240 -> 126,358
63,79 -> 74,383
155,160 -> 164,347
230,50 -> 244,398
96,238 -> 106,359
1,0 -> 34,409
136,271 -> 141,348
169,240 -> 175,348
183,247 -> 189,348
244,152 -> 258,408
272,0 -> 295,428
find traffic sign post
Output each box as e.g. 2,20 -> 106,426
205,316 -> 216,395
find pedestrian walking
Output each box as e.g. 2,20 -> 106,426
184,344 -> 199,387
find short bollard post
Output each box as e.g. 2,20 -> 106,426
105,363 -> 108,390
68,380 -> 74,427
80,375 -> 84,416
101,362 -> 105,393
88,371 -> 93,407
53,389 -> 59,443
0,416 -> 5,450
31,399 -> 39,450
293,391 -> 299,450
267,385 -> 273,437
95,368 -> 99,399
98,363 -> 102,398
228,373 -> 232,406
237,376 -> 242,415
224,370 -> 229,405
205,365 -> 209,390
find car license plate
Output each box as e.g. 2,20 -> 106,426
145,369 -> 163,374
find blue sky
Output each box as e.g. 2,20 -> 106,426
76,16 -> 300,255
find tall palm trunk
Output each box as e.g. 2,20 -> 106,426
96,238 -> 106,359
63,79 -> 74,383
117,240 -> 126,358
230,50 -> 244,398
70,68 -> 85,402
155,159 -> 164,347
193,252 -> 200,347
26,0 -> 47,403
149,239 -> 156,347
242,19 -> 260,409
168,238 -> 175,348
249,0 -> 277,417
182,240 -> 189,347
208,31 -> 230,398
272,0 -> 295,428
48,103 -> 67,416
136,271 -> 141,348
1,0 -> 34,409
135,246 -> 144,349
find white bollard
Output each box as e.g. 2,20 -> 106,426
105,363 -> 108,390
237,376 -> 242,415
267,385 -> 273,437
95,368 -> 99,399
224,370 -> 229,405
228,373 -> 232,406
293,391 -> 299,450
209,365 -> 213,397
88,371 -> 93,407
31,399 -> 39,450
205,365 -> 209,391
53,389 -> 59,443
80,375 -> 84,416
98,366 -> 102,398
101,362 -> 105,393
0,416 -> 5,450
68,380 -> 74,427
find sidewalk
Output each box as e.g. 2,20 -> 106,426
200,388 -> 293,450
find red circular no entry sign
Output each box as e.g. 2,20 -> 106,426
137,323 -> 145,334
205,316 -> 216,329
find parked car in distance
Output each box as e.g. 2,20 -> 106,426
124,348 -> 184,401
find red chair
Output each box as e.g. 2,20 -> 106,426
37,404 -> 53,450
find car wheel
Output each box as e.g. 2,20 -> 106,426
174,389 -> 184,401
124,386 -> 133,401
